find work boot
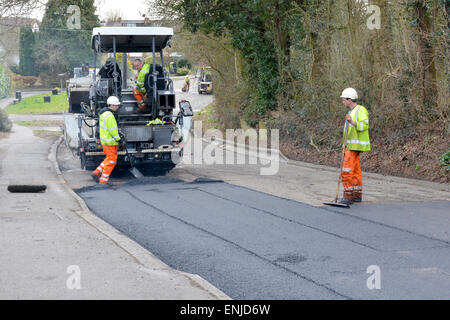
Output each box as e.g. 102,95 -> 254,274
91,172 -> 100,183
90,184 -> 110,190
339,198 -> 353,205
353,192 -> 362,203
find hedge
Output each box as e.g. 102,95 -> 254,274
0,64 -> 11,99
0,108 -> 12,132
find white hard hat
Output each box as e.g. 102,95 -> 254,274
107,96 -> 121,106
340,88 -> 358,100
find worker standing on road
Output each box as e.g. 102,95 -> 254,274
91,96 -> 122,185
133,58 -> 150,113
339,88 -> 371,205
184,75 -> 190,92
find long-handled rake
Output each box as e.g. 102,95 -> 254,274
323,121 -> 350,208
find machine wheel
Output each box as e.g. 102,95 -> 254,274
80,152 -> 97,171
80,152 -> 87,170
164,164 -> 176,174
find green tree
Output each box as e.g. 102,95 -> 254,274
34,0 -> 99,80
19,26 -> 36,76
153,0 -> 449,182
156,0 -> 304,126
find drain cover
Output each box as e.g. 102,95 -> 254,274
8,185 -> 47,193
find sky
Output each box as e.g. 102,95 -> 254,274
95,0 -> 152,21
30,0 -> 152,21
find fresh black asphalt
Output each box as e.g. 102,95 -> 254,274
77,177 -> 450,299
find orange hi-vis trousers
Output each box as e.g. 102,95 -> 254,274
133,88 -> 147,112
93,145 -> 118,184
341,148 -> 362,200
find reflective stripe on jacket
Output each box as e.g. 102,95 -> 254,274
136,64 -> 150,93
344,105 -> 371,152
99,109 -> 120,146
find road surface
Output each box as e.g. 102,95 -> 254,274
74,176 -> 449,299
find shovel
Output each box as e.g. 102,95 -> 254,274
323,120 -> 350,208
123,142 -> 144,179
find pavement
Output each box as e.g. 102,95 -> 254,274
0,94 -> 228,299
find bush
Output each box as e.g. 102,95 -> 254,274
9,65 -> 20,74
177,58 -> 191,69
176,67 -> 190,76
0,108 -> 12,132
12,75 -> 39,88
0,65 -> 11,98
439,150 -> 450,172
39,72 -> 60,87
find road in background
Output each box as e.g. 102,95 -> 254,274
172,76 -> 213,113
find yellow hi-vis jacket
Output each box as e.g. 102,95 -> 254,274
99,109 -> 120,146
146,118 -> 165,126
136,64 -> 150,94
344,105 -> 371,152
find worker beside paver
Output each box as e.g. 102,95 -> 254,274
133,58 -> 150,113
340,88 -> 371,205
91,96 -> 122,185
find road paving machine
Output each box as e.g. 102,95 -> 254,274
68,26 -> 193,174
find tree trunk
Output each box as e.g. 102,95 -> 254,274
413,0 -> 437,110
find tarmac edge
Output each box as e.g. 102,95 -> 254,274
199,134 -> 448,193
49,136 -> 231,300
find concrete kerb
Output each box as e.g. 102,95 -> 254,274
199,135 -> 289,163
201,138 -> 448,198
198,133 -> 448,194
49,136 -> 230,300
284,158 -> 450,193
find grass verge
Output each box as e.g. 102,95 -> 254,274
33,129 -> 62,140
6,92 -> 68,114
15,120 -> 63,127
192,104 -> 219,131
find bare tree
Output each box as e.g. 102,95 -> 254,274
0,0 -> 44,19
104,9 -> 124,23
